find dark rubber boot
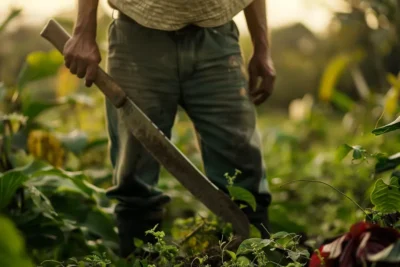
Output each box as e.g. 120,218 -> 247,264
116,210 -> 163,258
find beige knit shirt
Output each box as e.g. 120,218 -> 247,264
108,0 -> 253,31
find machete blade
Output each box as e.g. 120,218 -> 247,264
120,98 -> 250,238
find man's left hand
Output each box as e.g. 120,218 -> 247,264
248,51 -> 276,105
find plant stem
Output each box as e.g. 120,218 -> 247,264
279,179 -> 369,217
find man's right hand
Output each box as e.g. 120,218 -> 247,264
63,33 -> 101,87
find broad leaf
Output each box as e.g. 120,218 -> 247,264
237,238 -> 272,255
228,186 -> 257,212
0,171 -> 28,210
372,116 -> 400,136
236,256 -> 252,265
19,160 -> 103,197
27,186 -> 58,220
371,176 -> 400,213
332,90 -> 355,112
225,250 -> 237,260
81,209 -> 118,242
319,51 -> 364,102
271,231 -> 290,239
17,50 -> 64,90
375,153 -> 400,174
21,99 -> 64,120
0,215 -> 33,267
336,144 -> 353,161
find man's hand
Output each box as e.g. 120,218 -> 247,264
64,34 -> 101,87
244,0 -> 275,105
64,0 -> 100,87
248,50 -> 276,105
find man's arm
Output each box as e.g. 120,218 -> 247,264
64,0 -> 101,87
244,0 -> 276,105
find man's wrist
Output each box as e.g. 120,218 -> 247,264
253,37 -> 270,56
73,3 -> 98,39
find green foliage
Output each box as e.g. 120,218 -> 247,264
225,170 -> 257,212
0,215 -> 33,267
373,116 -> 400,136
0,170 -> 28,210
3,1 -> 400,266
371,176 -> 400,214
17,50 -> 64,90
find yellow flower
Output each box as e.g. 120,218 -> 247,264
27,130 -> 65,168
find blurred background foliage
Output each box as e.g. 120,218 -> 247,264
3,0 -> 400,265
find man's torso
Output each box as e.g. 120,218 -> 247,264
108,0 -> 252,31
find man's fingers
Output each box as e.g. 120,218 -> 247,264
252,93 -> 269,106
85,63 -> 98,87
250,76 -> 274,105
69,60 -> 78,75
64,54 -> 72,69
76,60 -> 88,79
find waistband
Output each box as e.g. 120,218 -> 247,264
115,10 -> 212,34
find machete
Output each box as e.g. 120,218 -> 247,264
40,19 -> 250,238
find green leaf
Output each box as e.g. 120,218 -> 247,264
287,250 -> 301,262
21,99 -> 64,120
336,144 -> 353,161
352,145 -> 364,160
19,160 -> 104,197
27,186 -> 58,220
225,250 -> 237,260
371,176 -> 400,213
249,224 -> 261,238
375,153 -> 400,174
0,215 -> 33,267
0,171 -> 28,210
228,186 -> 257,212
367,240 -> 400,263
236,256 -> 252,265
332,90 -> 355,112
318,50 -> 365,102
271,231 -> 290,239
81,209 -> 117,242
372,116 -> 400,136
17,50 -> 64,90
0,8 -> 22,33
237,238 -> 272,255
134,238 -> 144,248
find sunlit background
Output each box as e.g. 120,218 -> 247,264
0,0 -> 346,33
2,1 -> 400,265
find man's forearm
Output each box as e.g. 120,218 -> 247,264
73,0 -> 99,39
244,0 -> 269,54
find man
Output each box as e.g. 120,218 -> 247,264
64,0 -> 276,257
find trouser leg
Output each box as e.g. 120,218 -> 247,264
105,17 -> 179,256
179,21 -> 272,237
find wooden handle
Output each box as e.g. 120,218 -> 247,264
40,19 -> 127,108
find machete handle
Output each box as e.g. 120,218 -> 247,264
40,19 -> 127,108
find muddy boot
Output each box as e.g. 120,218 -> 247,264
116,209 -> 164,258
